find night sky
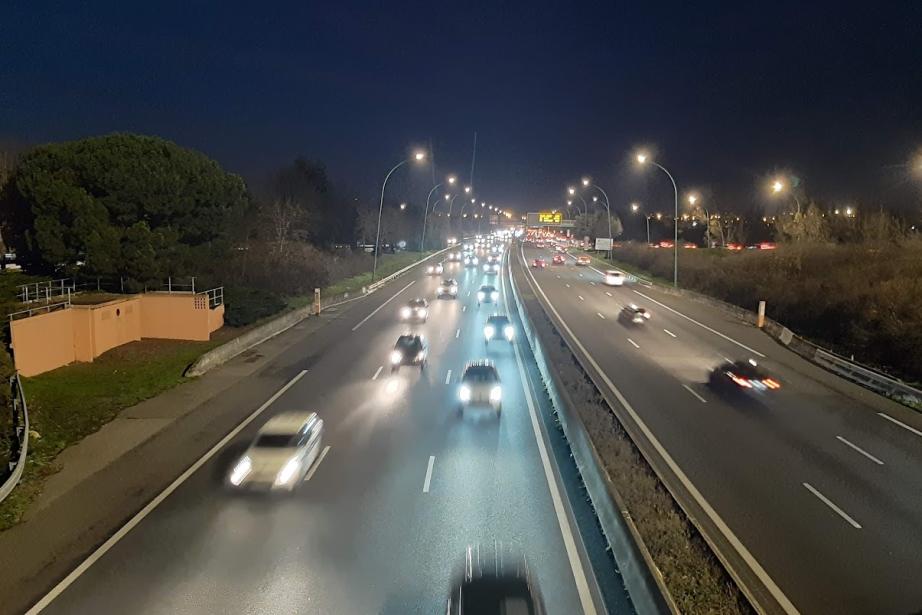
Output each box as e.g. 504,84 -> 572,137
3,1 -> 921,218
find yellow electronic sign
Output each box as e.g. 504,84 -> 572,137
537,211 -> 562,224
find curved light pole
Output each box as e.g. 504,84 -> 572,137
636,153 -> 679,286
421,175 -> 457,252
630,202 -> 652,244
373,151 -> 426,282
459,197 -> 477,233
581,177 -> 613,259
770,178 -> 802,215
688,194 -> 712,247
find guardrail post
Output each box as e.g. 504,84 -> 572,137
757,300 -> 766,328
314,288 -> 321,315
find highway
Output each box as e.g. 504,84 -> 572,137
29,246 -> 624,615
518,243 -> 922,615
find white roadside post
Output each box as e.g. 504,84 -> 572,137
315,288 -> 321,316
757,300 -> 766,328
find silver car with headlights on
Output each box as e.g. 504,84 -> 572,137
477,285 -> 499,305
484,314 -> 514,344
228,411 -> 324,491
399,298 -> 429,322
437,278 -> 459,299
426,262 -> 444,275
458,360 -> 502,415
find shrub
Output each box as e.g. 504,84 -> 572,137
222,287 -> 286,327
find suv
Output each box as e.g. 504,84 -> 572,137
484,314 -> 514,344
390,334 -> 428,372
477,285 -> 499,305
604,270 -> 625,286
399,298 -> 429,322
437,279 -> 459,299
458,360 -> 502,414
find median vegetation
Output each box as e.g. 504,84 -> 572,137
514,262 -> 751,614
609,237 -> 922,384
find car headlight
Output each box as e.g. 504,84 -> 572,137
400,307 -> 411,318
483,264 -> 490,272
504,325 -> 515,340
489,386 -> 502,402
416,351 -> 426,360
390,350 -> 402,364
229,456 -> 252,486
437,286 -> 445,293
418,308 -> 428,317
484,325 -> 495,339
450,287 -> 458,294
472,257 -> 479,265
459,385 -> 472,402
427,266 -> 434,273
491,291 -> 499,300
274,457 -> 302,487
477,292 -> 485,300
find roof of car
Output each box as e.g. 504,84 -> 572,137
259,411 -> 317,435
442,278 -> 457,284
408,298 -> 428,306
396,334 -> 423,347
479,285 -> 496,291
487,314 -> 510,323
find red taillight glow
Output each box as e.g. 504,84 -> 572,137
728,373 -> 752,388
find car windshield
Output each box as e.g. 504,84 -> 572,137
396,336 -> 420,350
409,299 -> 426,307
488,317 -> 509,326
458,579 -> 537,615
254,433 -> 295,448
463,366 -> 499,383
480,286 -> 496,293
442,279 -> 456,286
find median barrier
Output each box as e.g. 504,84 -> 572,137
186,248 -> 451,378
507,251 -> 673,615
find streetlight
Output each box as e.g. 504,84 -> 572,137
422,175 -> 459,252
464,186 -> 472,194
769,176 -> 802,214
687,193 -> 711,247
630,202 -> 651,244
399,202 -> 407,211
373,150 -> 426,281
635,151 -> 679,286
579,176 -> 614,259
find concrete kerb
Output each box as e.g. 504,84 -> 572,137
185,248 -> 452,378
508,249 -> 674,614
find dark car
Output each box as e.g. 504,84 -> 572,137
446,544 -> 546,615
531,258 -> 546,269
709,359 -> 781,394
399,298 -> 429,322
389,334 -> 427,372
458,360 -> 502,413
618,304 -> 651,325
484,314 -> 514,344
477,285 -> 499,305
437,279 -> 460,299
552,253 -> 565,265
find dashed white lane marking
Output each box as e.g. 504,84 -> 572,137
455,328 -> 461,338
462,305 -> 467,312
578,295 -> 584,301
803,482 -> 862,529
596,312 -> 605,319
422,455 -> 435,493
305,445 -> 331,481
352,281 -> 416,331
372,366 -> 383,380
627,338 -> 639,349
566,283 -> 571,288
836,436 -> 884,465
682,384 -> 708,403
877,412 -> 922,438
605,291 -> 612,297
445,369 -> 452,384
589,282 -> 596,286
663,329 -> 677,338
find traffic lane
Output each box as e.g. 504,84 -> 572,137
520,249 -> 922,613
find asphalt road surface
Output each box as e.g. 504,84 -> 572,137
31,246 -> 626,615
519,243 -> 922,615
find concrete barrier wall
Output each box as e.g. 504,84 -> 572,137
10,309 -> 76,377
140,293 -> 211,341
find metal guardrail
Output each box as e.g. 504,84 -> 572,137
1,373 -> 30,504
813,348 -> 922,406
8,301 -> 72,321
203,287 -> 224,309
17,279 -> 74,304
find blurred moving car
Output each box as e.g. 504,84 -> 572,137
437,279 -> 459,299
531,258 -> 547,269
399,298 -> 429,322
458,360 -> 502,414
390,334 -> 428,372
446,544 -> 545,615
477,285 -> 499,304
618,304 -> 651,325
228,411 -> 324,491
426,262 -> 444,275
709,359 -> 781,394
552,253 -> 565,265
484,314 -> 514,344
604,270 -> 625,286
576,255 -> 591,266
464,254 -> 480,267
483,255 -> 500,274
447,251 -> 462,262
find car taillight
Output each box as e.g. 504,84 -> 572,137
728,373 -> 752,388
763,378 -> 781,389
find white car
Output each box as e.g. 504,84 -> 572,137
426,263 -> 444,275
228,411 -> 324,491
458,361 -> 502,415
400,298 -> 429,322
482,259 -> 500,274
604,270 -> 625,286
477,285 -> 499,304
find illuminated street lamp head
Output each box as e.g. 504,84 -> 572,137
444,194 -> 451,200
481,202 -> 485,208
636,153 -> 648,164
845,206 -> 854,216
566,200 -> 573,206
464,186 -> 471,194
567,186 -> 576,195
688,194 -> 698,205
448,175 -> 457,185
413,151 -> 426,162
771,179 -> 784,193
656,212 -> 663,220
470,198 -> 475,203
399,202 -> 407,210
592,196 -> 598,202
631,203 -> 640,213
581,177 -> 590,187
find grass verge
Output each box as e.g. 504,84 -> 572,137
514,258 -> 751,614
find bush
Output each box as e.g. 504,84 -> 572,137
222,287 -> 286,327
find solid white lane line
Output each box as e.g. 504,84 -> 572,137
682,384 -> 708,403
352,280 -> 416,331
372,366 -> 383,380
605,291 -> 612,297
462,305 -> 467,312
26,370 -> 309,614
663,329 -> 677,338
803,483 -> 862,529
596,312 -> 605,319
632,289 -> 765,357
627,338 -> 640,349
578,273 -> 583,277
422,455 -> 435,493
305,445 -> 331,481
836,436 -> 884,466
445,369 -> 452,384
578,295 -> 584,301
467,290 -> 471,297
455,328 -> 461,338
878,412 -> 922,438
501,268 -> 597,615
518,244 -> 798,614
